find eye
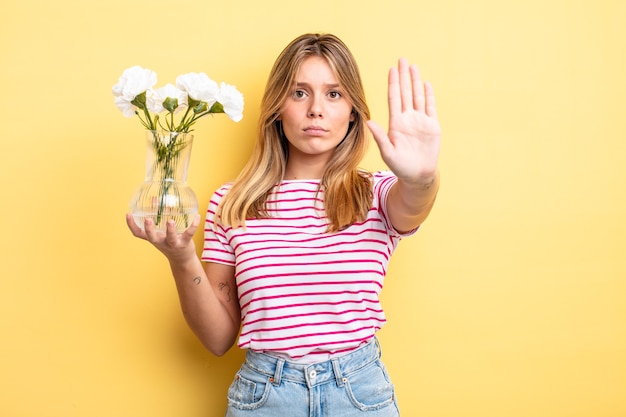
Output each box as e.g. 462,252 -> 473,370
293,89 -> 307,99
328,90 -> 341,99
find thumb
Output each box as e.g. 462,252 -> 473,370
367,120 -> 392,155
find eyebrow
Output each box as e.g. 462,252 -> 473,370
295,82 -> 341,89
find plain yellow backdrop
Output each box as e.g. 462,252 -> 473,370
1,0 -> 625,416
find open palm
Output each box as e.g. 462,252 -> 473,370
367,58 -> 441,185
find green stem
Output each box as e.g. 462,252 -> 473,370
154,132 -> 189,228
142,107 -> 155,130
175,107 -> 193,132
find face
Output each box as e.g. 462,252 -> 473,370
279,56 -> 354,172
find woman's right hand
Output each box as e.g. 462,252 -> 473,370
127,213 -> 240,356
126,214 -> 201,265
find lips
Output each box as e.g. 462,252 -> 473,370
303,126 -> 328,136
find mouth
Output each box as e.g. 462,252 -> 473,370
303,126 -> 328,134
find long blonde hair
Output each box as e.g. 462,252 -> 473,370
216,33 -> 372,232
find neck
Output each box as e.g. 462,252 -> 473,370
284,155 -> 329,180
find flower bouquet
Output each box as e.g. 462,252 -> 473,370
113,65 -> 243,233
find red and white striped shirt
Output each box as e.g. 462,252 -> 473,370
201,171 -> 415,361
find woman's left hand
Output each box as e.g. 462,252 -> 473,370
367,58 -> 441,186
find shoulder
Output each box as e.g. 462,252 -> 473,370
371,170 -> 398,190
372,170 -> 397,182
209,182 -> 234,201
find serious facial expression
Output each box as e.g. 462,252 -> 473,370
279,56 -> 355,167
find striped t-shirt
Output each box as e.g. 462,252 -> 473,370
201,171 -> 415,361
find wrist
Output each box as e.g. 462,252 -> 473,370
398,170 -> 439,191
167,248 -> 201,271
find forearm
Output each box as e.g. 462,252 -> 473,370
387,170 -> 440,233
169,257 -> 240,356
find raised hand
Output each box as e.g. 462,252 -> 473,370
367,58 -> 441,186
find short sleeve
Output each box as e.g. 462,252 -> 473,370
200,186 -> 236,266
373,171 -> 419,238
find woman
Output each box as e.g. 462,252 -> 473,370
127,33 -> 440,416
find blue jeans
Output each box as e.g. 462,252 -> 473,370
225,338 -> 400,416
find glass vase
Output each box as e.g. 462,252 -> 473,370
129,130 -> 199,233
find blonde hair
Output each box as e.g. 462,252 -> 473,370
217,33 -> 372,232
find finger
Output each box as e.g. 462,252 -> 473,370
410,64 -> 425,112
126,213 -> 147,239
181,214 -> 201,241
424,81 -> 438,119
143,217 -> 160,242
165,219 -> 179,246
387,66 -> 401,121
398,58 -> 413,112
367,120 -> 393,156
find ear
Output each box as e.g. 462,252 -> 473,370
349,109 -> 356,122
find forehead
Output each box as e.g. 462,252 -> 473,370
295,55 -> 339,83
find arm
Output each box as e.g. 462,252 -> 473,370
126,214 -> 241,356
386,171 -> 439,234
367,58 -> 441,233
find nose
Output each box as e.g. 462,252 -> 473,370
308,94 -> 323,118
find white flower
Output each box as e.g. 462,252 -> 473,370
113,96 -> 136,118
176,72 -> 219,107
218,82 -> 244,122
149,84 -> 188,114
112,66 -> 157,117
113,66 -> 244,132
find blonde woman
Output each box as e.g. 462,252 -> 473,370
127,33 -> 441,416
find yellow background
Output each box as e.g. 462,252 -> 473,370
1,0 -> 624,416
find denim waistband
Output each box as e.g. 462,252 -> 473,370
243,338 -> 381,389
